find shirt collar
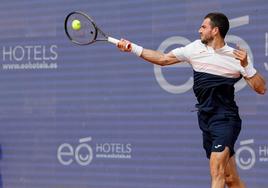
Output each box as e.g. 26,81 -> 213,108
205,42 -> 229,53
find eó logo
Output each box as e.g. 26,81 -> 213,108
235,139 -> 256,170
57,137 -> 93,166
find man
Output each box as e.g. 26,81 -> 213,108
117,12 -> 266,188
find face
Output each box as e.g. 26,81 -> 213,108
199,18 -> 216,44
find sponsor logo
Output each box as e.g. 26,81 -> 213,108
214,145 -> 222,149
236,139 -> 256,170
57,136 -> 132,166
236,139 -> 268,170
57,137 -> 93,166
1,44 -> 58,70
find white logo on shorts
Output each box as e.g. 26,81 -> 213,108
215,145 -> 222,149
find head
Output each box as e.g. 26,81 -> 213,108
199,12 -> 229,44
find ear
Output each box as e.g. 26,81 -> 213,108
212,27 -> 219,36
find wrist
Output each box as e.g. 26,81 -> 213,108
131,43 -> 143,57
241,62 -> 248,67
244,64 -> 257,78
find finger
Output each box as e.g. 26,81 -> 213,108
234,56 -> 241,61
234,49 -> 243,54
233,51 -> 243,60
119,39 -> 128,49
122,40 -> 131,50
118,39 -> 124,48
233,49 -> 246,58
118,39 -> 131,52
233,55 -> 241,60
125,43 -> 131,50
233,50 -> 241,56
123,41 -> 132,51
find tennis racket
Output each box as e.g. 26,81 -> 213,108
64,11 -> 130,48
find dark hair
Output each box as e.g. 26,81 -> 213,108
204,12 -> 229,38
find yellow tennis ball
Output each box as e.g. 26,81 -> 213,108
72,19 -> 81,30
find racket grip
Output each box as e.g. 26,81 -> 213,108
108,37 -> 131,49
108,37 -> 119,45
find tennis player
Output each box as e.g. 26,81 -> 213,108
117,12 -> 266,188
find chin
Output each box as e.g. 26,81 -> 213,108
201,39 -> 208,44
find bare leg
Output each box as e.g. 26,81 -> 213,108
225,156 -> 246,188
210,147 -> 230,188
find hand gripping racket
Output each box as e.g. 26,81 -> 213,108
64,11 -> 130,48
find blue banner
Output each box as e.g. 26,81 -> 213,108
0,1 -> 267,188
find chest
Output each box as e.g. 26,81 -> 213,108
189,51 -> 242,78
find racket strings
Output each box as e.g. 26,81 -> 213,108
65,12 -> 97,45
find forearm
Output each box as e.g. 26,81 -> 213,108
118,39 -> 180,66
245,72 -> 266,95
140,48 -> 168,66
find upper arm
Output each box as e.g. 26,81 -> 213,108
142,40 -> 196,66
161,51 -> 182,66
161,43 -> 194,66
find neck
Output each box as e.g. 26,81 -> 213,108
207,37 -> 225,50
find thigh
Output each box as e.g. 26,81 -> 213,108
210,147 -> 230,175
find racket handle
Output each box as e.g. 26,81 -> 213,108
108,37 -> 119,45
108,37 -> 131,49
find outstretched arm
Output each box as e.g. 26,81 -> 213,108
233,47 -> 266,95
117,39 -> 181,66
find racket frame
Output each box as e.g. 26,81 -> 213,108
65,11 -> 114,45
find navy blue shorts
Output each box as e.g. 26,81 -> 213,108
198,111 -> 241,159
